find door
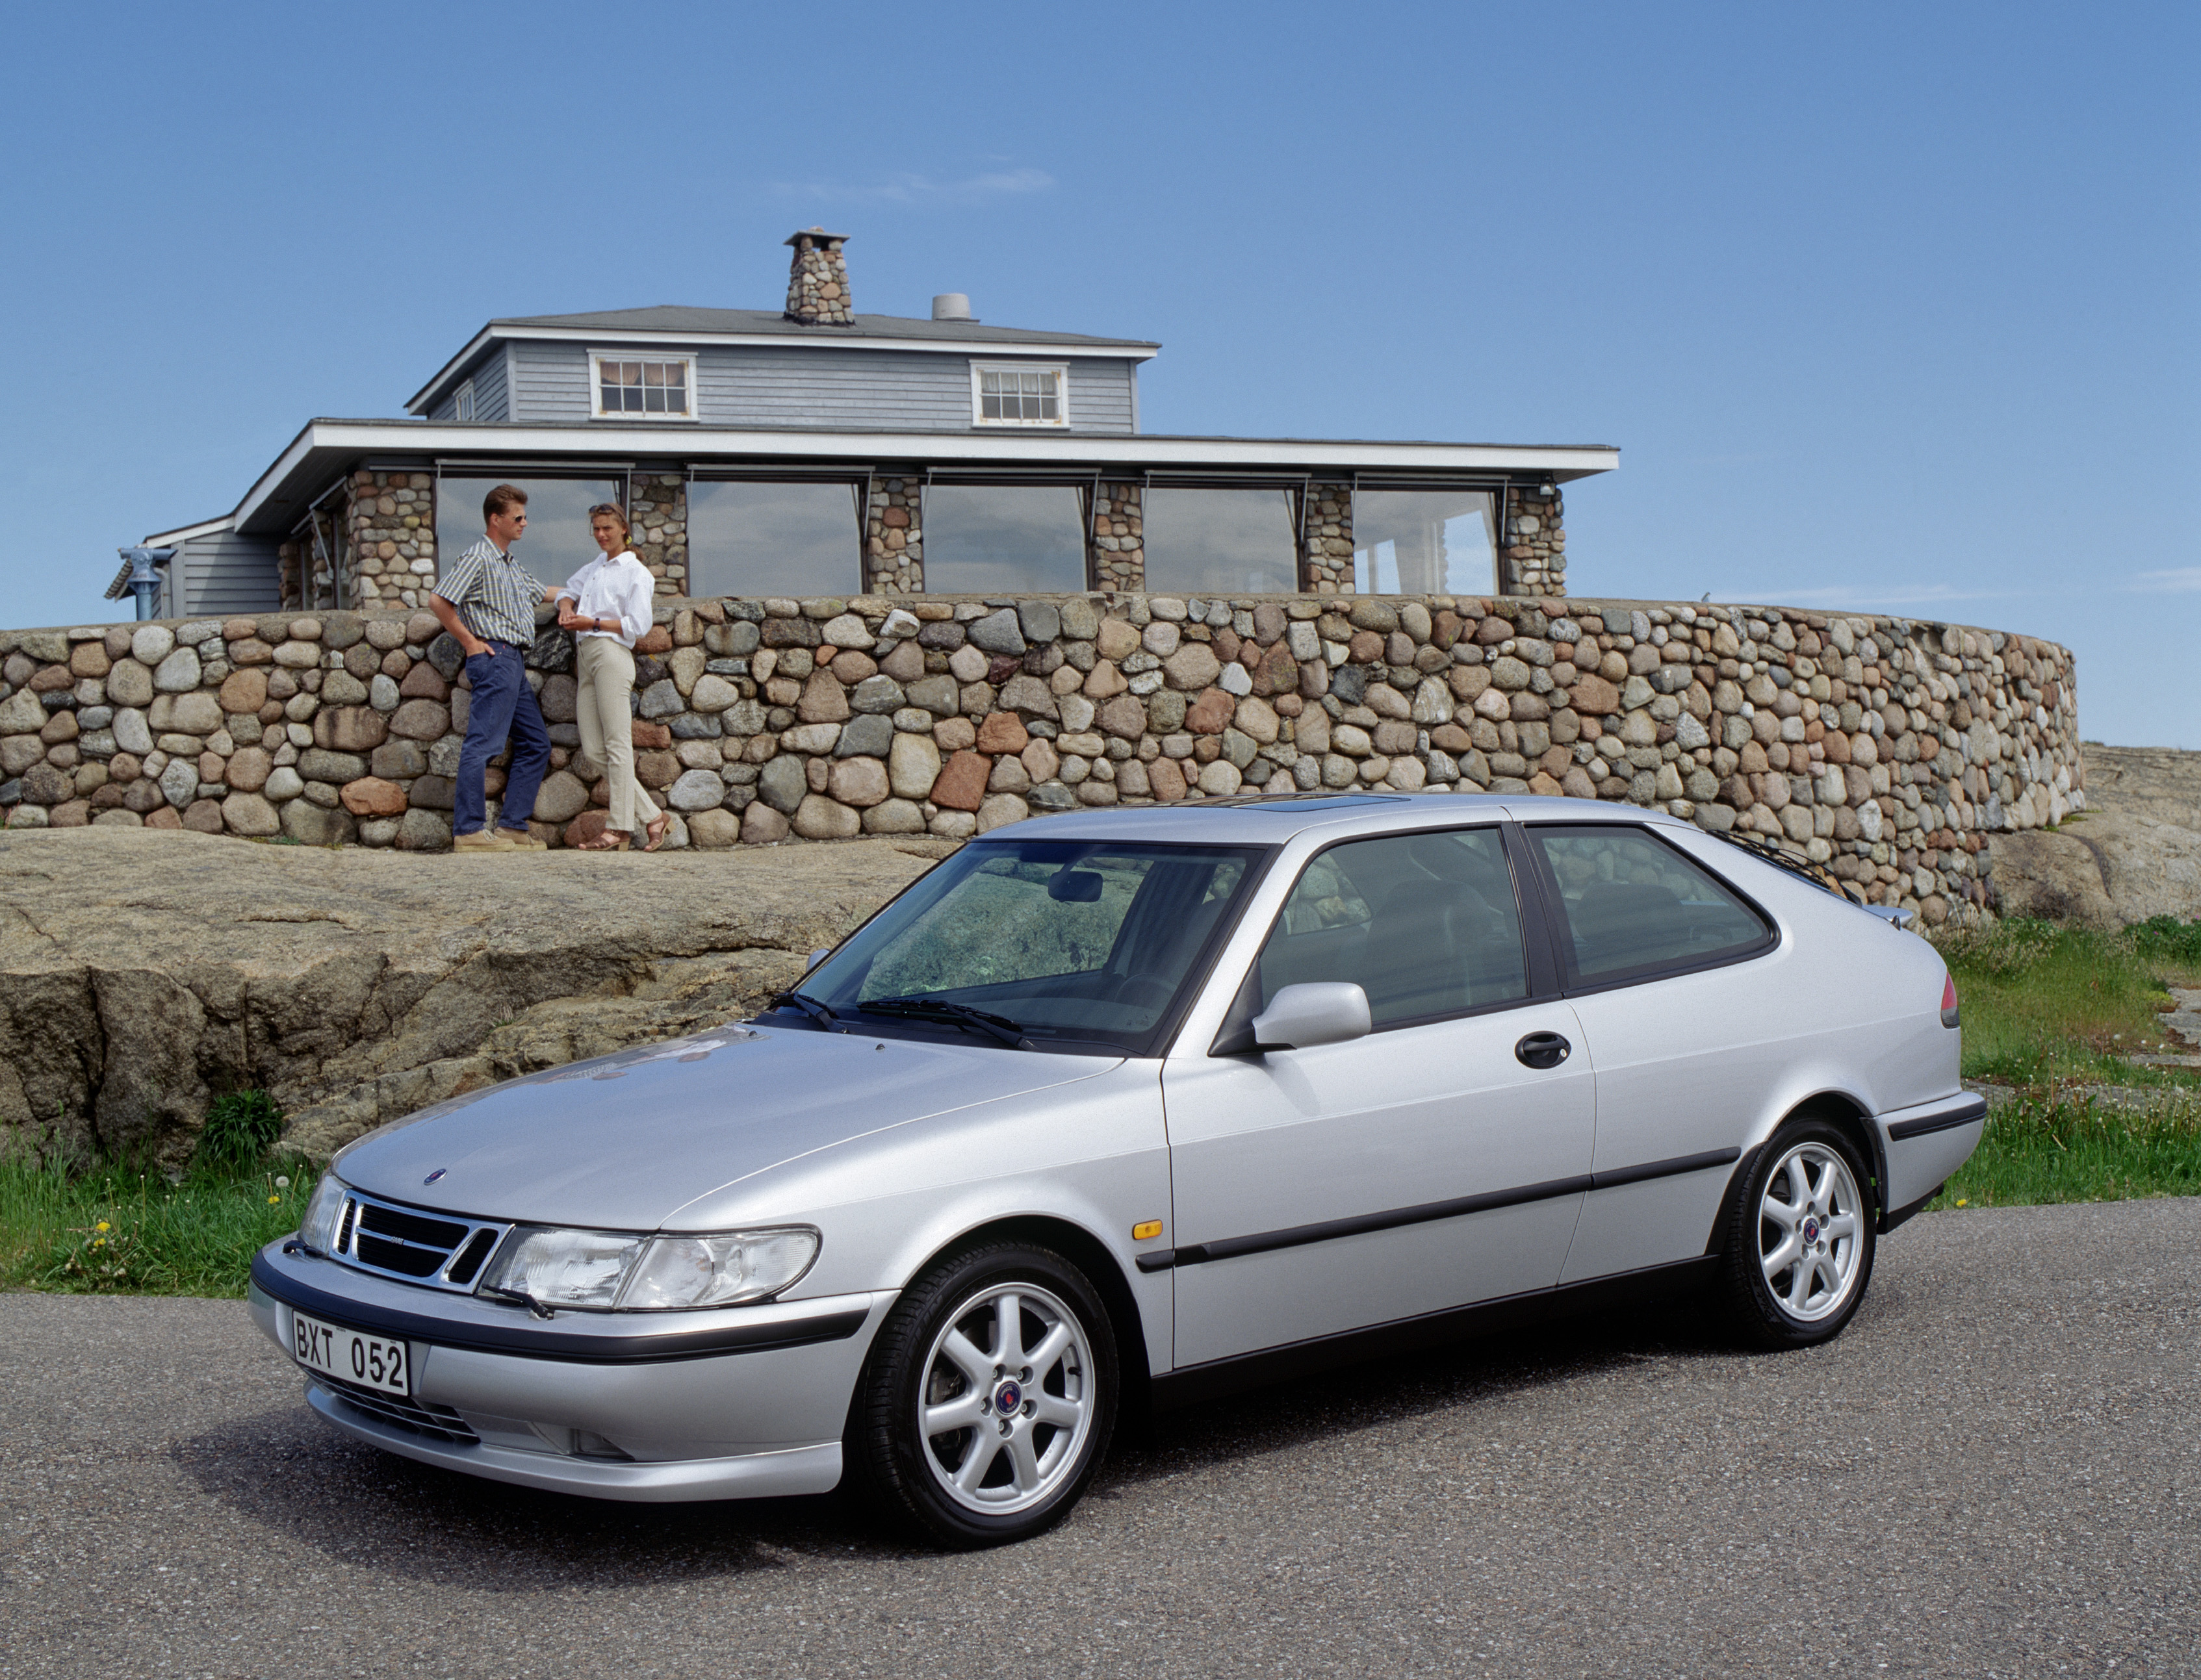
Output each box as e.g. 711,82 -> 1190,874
1517,822 -> 1786,1284
1161,825 -> 1596,1369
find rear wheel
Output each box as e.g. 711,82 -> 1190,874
847,1241 -> 1117,1547
1717,1118 -> 1876,1349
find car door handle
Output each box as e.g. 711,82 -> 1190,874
1515,1031 -> 1571,1070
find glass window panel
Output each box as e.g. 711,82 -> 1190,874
803,839 -> 1265,1054
1532,826 -> 1771,982
1257,829 -> 1526,1025
435,477 -> 622,585
1352,489 -> 1497,594
645,386 -> 665,412
981,371 -> 1003,393
1142,487 -> 1299,594
922,484 -> 1088,594
982,393 -> 1005,419
686,480 -> 860,597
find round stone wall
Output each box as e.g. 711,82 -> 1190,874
0,593 -> 2078,928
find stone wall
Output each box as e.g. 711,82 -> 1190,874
1090,481 -> 1144,591
1303,481 -> 1354,592
1501,486 -> 1565,595
0,593 -> 2080,926
864,477 -> 923,592
626,472 -> 688,596
345,470 -> 438,610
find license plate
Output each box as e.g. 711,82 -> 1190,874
291,1310 -> 410,1397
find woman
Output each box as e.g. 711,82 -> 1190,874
554,503 -> 668,851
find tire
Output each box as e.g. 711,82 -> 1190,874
846,1241 -> 1118,1548
1716,1117 -> 1877,1350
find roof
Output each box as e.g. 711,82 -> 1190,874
226,418 -> 1621,537
975,791 -> 1692,848
500,305 -> 1157,350
407,309 -> 1161,415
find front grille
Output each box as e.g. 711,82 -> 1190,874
311,1373 -> 480,1445
331,1190 -> 512,1293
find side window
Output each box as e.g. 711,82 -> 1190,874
1530,826 -> 1771,984
1257,828 -> 1528,1027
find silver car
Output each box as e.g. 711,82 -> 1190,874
250,793 -> 1984,1546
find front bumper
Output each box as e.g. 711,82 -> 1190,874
250,1240 -> 891,1502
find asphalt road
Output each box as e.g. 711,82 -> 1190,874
3,1201 -> 2196,1679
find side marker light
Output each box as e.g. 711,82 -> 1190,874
1132,1220 -> 1164,1241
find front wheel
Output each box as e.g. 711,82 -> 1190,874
1716,1118 -> 1876,1349
847,1241 -> 1118,1547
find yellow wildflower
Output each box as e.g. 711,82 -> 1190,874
96,1221 -> 110,1232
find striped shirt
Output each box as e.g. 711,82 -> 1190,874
435,538 -> 545,648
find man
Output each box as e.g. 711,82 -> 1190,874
430,484 -> 557,853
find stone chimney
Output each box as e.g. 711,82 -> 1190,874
784,228 -> 853,325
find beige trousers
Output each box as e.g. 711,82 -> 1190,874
574,637 -> 662,835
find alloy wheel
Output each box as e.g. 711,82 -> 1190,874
1757,1141 -> 1866,1323
916,1282 -> 1097,1516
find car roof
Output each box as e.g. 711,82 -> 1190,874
990,792 -> 1693,848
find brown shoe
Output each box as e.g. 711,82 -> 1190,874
497,828 -> 548,850
453,829 -> 514,853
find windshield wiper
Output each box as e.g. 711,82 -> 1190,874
858,997 -> 1033,1050
770,990 -> 840,1029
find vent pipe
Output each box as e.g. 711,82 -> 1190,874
931,293 -> 974,322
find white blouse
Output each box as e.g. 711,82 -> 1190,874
558,550 -> 655,649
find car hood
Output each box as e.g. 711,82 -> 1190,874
330,1023 -> 1119,1231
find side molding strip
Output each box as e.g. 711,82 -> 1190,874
1142,1148 -> 1742,1273
1886,1093 -> 1989,1141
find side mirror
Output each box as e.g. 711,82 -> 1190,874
1248,982 -> 1372,1051
804,948 -> 830,973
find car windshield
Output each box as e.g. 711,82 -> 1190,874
794,839 -> 1270,1056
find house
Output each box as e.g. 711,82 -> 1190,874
114,231 -> 1615,618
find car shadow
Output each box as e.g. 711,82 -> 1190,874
172,1288 -> 1755,1579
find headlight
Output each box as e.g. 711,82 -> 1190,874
478,1225 -> 819,1311
481,1227 -> 647,1310
299,1175 -> 348,1253
621,1230 -> 821,1310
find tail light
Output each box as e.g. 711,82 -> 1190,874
1939,973 -> 1960,1030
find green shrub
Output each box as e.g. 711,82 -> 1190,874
194,1089 -> 287,1173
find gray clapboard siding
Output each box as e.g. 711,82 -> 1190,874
698,347 -> 1137,433
508,340 -> 592,421
177,531 -> 283,615
426,346 -> 511,422
500,338 -> 1139,433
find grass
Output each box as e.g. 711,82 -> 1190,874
1926,915 -> 2201,1210
0,1091 -> 315,1298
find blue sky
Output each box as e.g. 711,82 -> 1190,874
3,0 -> 2193,745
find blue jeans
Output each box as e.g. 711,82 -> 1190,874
454,644 -> 550,835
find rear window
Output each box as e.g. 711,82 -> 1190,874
1530,826 -> 1771,985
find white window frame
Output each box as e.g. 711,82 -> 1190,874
970,361 -> 1070,428
589,351 -> 700,422
454,379 -> 477,421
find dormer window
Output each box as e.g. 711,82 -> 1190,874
591,353 -> 697,420
972,363 -> 1068,427
454,379 -> 477,421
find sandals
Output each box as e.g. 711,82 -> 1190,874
642,814 -> 670,853
574,831 -> 630,852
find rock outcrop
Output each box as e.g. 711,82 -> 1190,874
1988,745 -> 2201,927
0,827 -> 947,1166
